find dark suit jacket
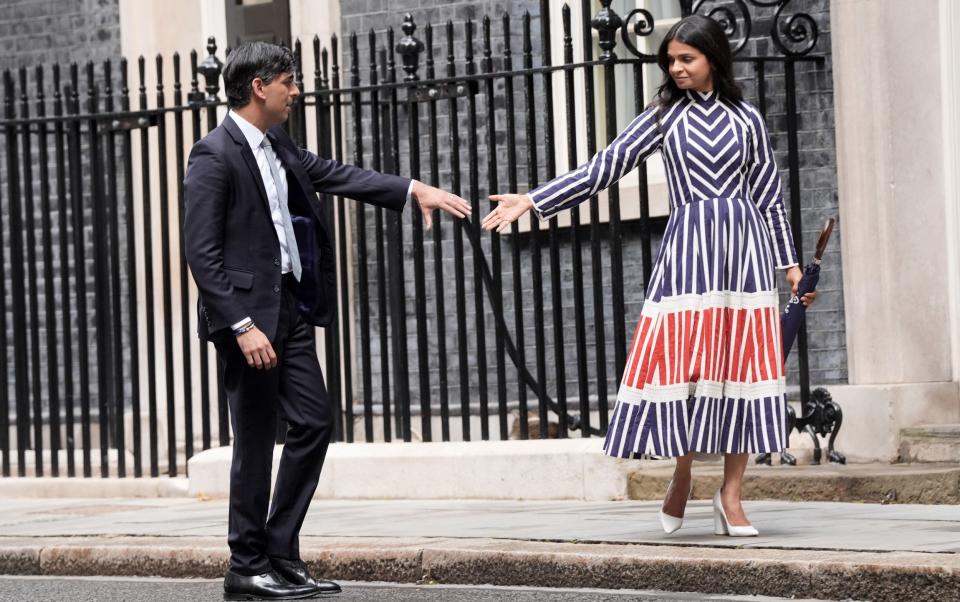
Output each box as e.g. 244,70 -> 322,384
183,116 -> 410,342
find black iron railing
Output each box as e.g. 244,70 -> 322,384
0,0 -> 828,478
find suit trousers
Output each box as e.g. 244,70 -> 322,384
215,274 -> 334,575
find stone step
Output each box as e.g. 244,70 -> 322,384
898,423 -> 960,463
628,460 -> 960,504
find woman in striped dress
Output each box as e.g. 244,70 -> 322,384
482,15 -> 816,536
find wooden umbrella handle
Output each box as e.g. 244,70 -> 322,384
813,218 -> 835,262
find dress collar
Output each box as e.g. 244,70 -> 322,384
686,89 -> 719,104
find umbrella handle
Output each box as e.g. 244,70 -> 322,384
813,218 -> 835,262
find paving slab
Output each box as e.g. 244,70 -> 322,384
0,497 -> 958,553
0,497 -> 957,601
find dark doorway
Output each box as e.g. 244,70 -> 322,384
225,0 -> 291,48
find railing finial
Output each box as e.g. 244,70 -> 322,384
592,0 -> 623,62
396,13 -> 424,82
197,36 -> 223,102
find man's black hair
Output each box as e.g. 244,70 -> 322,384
222,41 -> 295,109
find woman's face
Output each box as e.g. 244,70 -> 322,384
666,40 -> 713,92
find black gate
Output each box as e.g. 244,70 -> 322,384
0,0 -> 826,478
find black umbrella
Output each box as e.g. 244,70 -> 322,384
755,218 -> 844,468
781,218 -> 835,359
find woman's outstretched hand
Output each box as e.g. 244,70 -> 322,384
482,194 -> 535,233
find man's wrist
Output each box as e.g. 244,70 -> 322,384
233,318 -> 256,337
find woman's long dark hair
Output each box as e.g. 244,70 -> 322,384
654,15 -> 742,120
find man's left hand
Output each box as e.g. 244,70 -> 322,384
411,180 -> 472,230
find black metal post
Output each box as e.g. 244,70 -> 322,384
397,16 -> 432,441
373,46 -> 393,442
119,57 -> 143,476
561,6 -> 592,436
444,21 -> 470,441
425,24 -> 450,442
137,56 -> 160,476
593,0 -> 629,385
522,12 -> 549,439
387,25 -> 411,442
580,0 -> 610,432
539,0 -> 567,438
482,16 -> 509,440
37,64 -> 62,476
102,60 -> 126,477
503,12 -> 528,440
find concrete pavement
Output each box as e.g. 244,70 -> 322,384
0,496 -> 957,600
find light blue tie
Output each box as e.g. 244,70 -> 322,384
261,138 -> 302,282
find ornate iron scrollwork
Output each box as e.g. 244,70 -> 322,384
619,8 -> 657,59
619,0 -> 819,59
769,1 -> 819,57
692,0 -> 752,55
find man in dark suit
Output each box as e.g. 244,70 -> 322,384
183,41 -> 471,601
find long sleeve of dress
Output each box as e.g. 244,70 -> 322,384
745,106 -> 799,269
528,106 -> 662,221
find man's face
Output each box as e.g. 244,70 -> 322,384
257,71 -> 299,126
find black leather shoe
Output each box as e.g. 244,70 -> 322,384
223,569 -> 318,600
270,558 -> 342,596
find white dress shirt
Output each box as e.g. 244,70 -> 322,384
229,111 -> 294,273
227,111 -> 416,334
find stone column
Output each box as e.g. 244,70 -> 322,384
940,0 -> 960,384
830,0 -> 960,461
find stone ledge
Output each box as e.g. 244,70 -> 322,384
629,461 -> 960,504
187,438 -> 960,504
899,424 -> 960,463
187,438 -> 637,501
0,477 -> 189,499
0,536 -> 956,602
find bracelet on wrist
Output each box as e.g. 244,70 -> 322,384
234,320 -> 255,336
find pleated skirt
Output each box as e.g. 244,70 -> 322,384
603,196 -> 789,458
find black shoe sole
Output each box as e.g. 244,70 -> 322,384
223,591 -> 322,601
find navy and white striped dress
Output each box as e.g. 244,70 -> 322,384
528,89 -> 798,458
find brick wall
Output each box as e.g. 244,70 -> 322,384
0,0 -> 121,72
0,0 -> 122,432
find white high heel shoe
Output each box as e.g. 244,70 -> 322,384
713,489 -> 759,537
659,480 -> 693,534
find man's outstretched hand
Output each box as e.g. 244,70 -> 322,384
411,180 -> 472,230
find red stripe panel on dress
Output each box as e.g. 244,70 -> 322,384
622,306 -> 782,388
